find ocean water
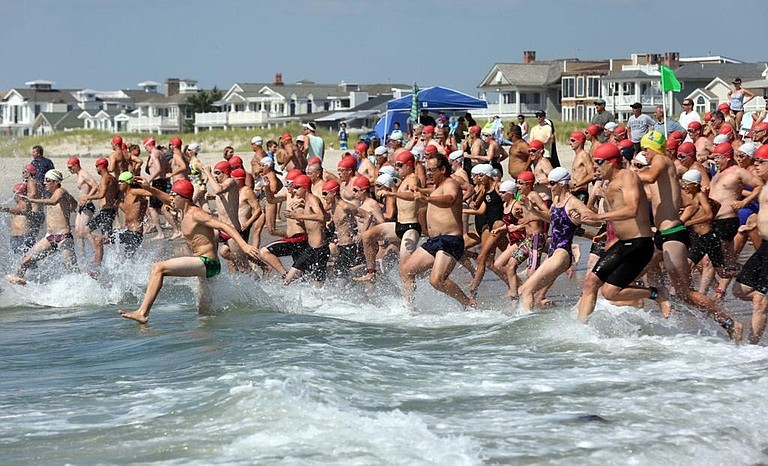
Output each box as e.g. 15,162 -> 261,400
1,237 -> 768,465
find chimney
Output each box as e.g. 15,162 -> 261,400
663,52 -> 680,69
164,78 -> 180,97
523,51 -> 536,64
274,73 -> 284,86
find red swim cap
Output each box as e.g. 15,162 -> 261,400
594,143 -> 621,161
214,161 -> 232,175
143,137 -> 156,147
704,112 -> 712,122
670,130 -> 686,142
292,174 -> 311,190
13,182 -> 27,195
171,179 -> 194,200
569,131 -> 586,143
307,156 -> 322,166
719,124 -> 734,135
614,125 -> 627,135
394,151 -> 415,167
231,168 -> 246,179
111,136 -> 123,147
687,121 -> 702,131
169,137 -> 183,148
469,125 -> 481,135
529,140 -> 544,151
338,156 -> 358,170
424,145 -> 438,156
517,171 -> 535,183
353,176 -> 371,190
718,102 -> 731,113
713,142 -> 734,157
666,139 -> 679,151
228,155 -> 243,169
95,157 -> 109,168
280,132 -> 292,142
67,157 -> 80,167
24,164 -> 36,175
322,179 -> 340,193
677,142 -> 695,158
585,124 -> 601,137
423,125 -> 435,135
618,139 -> 634,150
286,169 -> 303,182
756,144 -> 768,160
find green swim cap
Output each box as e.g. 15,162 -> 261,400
640,130 -> 666,154
118,171 -> 134,183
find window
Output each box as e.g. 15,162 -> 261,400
562,77 -> 575,98
503,93 -> 516,104
587,77 -> 600,98
576,77 -> 585,97
576,104 -> 585,121
586,105 -> 596,121
695,96 -> 707,114
562,106 -> 574,121
532,93 -> 541,104
324,102 -> 330,111
622,82 -> 635,95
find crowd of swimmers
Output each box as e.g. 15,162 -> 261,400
5,104 -> 768,345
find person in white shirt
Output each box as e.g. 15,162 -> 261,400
679,98 -> 702,142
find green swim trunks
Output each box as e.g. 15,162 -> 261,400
199,255 -> 221,278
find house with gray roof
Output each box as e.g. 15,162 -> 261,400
194,74 -> 408,132
477,51 -> 563,119
31,111 -> 83,136
0,81 -> 81,136
674,62 -> 767,114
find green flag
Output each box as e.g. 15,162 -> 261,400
660,65 -> 681,93
410,82 -> 419,125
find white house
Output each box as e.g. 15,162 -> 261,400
0,81 -> 80,136
194,74 -> 407,133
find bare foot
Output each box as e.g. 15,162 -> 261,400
152,233 -> 165,240
654,287 -> 673,318
169,232 -> 183,240
353,272 -> 376,283
466,295 -> 477,310
118,309 -> 149,324
6,274 -> 27,285
538,299 -> 553,308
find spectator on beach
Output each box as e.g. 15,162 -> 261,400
303,122 -> 325,161
627,102 -> 655,155
590,98 -> 615,142
338,122 -> 348,151
653,105 -> 686,137
728,78 -> 756,131
517,114 -> 529,141
679,98 -> 701,141
30,145 -> 55,188
419,109 -> 436,127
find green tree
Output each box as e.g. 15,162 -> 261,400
185,86 -> 223,132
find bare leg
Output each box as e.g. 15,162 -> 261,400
519,249 -> 571,312
259,246 -> 288,277
195,276 -> 213,316
148,208 -> 165,239
119,256 -> 207,324
399,247 -> 435,307
429,251 -> 475,308
7,237 -> 53,284
355,223 -> 398,282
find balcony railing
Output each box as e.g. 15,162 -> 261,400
194,110 -> 283,127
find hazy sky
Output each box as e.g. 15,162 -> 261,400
2,0 -> 766,95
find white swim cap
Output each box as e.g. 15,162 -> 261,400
187,142 -> 201,153
390,130 -> 404,141
379,165 -> 398,178
45,169 -> 63,181
448,150 -> 464,162
713,134 -> 729,145
376,173 -> 397,188
471,164 -> 494,176
499,180 -> 517,195
374,146 -> 388,156
548,166 -> 571,184
251,136 -> 263,145
682,169 -> 702,184
635,154 -> 649,166
260,157 -> 274,167
738,142 -> 756,157
604,122 -> 618,132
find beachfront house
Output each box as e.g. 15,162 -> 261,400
0,80 -> 80,136
476,51 -> 563,119
559,60 -> 616,121
675,62 -> 767,115
126,78 -> 198,134
193,74 -> 406,133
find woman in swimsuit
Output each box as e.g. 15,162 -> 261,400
464,164 -> 508,298
727,78 -> 755,131
518,167 -> 589,312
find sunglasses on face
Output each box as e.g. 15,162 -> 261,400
322,191 -> 332,196
426,167 -> 438,173
44,179 -> 56,183
338,168 -> 352,173
676,153 -> 691,160
352,188 -> 363,193
213,170 -> 223,175
753,158 -> 768,164
394,162 -> 405,168
594,158 -> 611,166
633,163 -> 647,169
547,180 -> 559,186
528,149 -> 539,154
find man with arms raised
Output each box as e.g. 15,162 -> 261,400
8,170 -> 78,285
400,155 -> 475,309
119,179 -> 258,324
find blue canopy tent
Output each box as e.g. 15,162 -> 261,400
375,86 -> 488,140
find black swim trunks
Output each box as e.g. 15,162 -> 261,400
150,178 -> 171,209
395,221 -> 422,239
421,234 -> 465,261
736,242 -> 768,295
336,242 -> 364,275
589,224 -> 608,257
293,244 -> 331,282
78,202 -> 96,215
712,217 -> 739,243
265,233 -> 308,260
653,224 -> 690,251
118,229 -> 144,256
688,229 -> 725,268
592,236 -> 654,288
87,207 -> 117,236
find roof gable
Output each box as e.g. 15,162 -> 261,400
478,61 -> 564,88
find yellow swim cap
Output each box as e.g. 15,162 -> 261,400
640,130 -> 666,154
